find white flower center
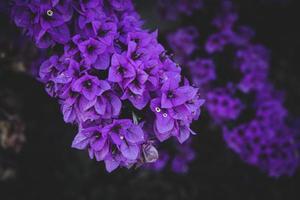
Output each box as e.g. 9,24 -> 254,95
47,10 -> 54,17
155,107 -> 161,113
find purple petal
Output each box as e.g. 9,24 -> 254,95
97,80 -> 111,95
82,87 -> 97,100
110,94 -> 122,116
125,125 -> 144,143
71,133 -> 89,150
172,86 -> 198,106
95,96 -> 106,115
155,114 -> 174,133
94,143 -> 109,161
168,105 -> 190,121
120,142 -> 139,160
108,65 -> 122,82
62,104 -> 76,123
177,126 -> 190,144
154,125 -> 172,142
79,96 -> 97,111
104,155 -> 120,172
161,93 -> 173,108
49,24 -> 70,44
94,52 -> 111,70
110,132 -> 123,145
72,76 -> 84,92
91,137 -> 107,151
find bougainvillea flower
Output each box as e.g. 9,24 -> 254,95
160,79 -> 198,109
72,74 -> 110,100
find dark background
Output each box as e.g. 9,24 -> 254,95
1,0 -> 300,199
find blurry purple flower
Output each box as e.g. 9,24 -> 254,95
206,87 -> 244,121
167,26 -> 199,57
188,58 -> 216,87
160,79 -> 198,109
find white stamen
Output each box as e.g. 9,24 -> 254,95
155,107 -> 161,113
47,10 -> 53,17
120,136 -> 124,140
163,113 -> 168,118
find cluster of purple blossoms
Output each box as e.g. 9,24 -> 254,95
235,45 -> 270,93
164,0 -> 300,176
206,86 -> 244,122
11,0 -> 204,172
223,86 -> 298,177
11,0 -> 73,48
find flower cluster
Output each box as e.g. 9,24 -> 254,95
235,45 -> 270,93
11,0 -> 204,172
206,86 -> 244,122
163,0 -> 300,176
223,85 -> 296,177
11,0 -> 73,48
224,120 -> 298,177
